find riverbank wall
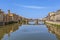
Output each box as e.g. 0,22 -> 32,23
45,21 -> 60,26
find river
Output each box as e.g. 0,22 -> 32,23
0,22 -> 60,40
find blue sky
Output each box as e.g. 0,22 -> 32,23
0,0 -> 60,19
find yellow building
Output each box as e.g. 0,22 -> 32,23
7,10 -> 20,23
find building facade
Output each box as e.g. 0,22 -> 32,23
45,10 -> 60,22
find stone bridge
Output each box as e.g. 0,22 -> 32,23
22,18 -> 44,24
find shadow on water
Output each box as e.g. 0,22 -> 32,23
0,23 -> 22,40
45,23 -> 60,40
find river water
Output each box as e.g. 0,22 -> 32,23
0,22 -> 60,40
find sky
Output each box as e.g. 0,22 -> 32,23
0,0 -> 60,19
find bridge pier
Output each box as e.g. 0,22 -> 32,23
35,20 -> 39,24
25,20 -> 29,24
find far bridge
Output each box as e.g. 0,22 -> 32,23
23,19 -> 44,25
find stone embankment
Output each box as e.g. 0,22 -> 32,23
45,21 -> 60,25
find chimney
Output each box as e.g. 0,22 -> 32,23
8,10 -> 10,14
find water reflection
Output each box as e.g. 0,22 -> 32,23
0,23 -> 22,40
46,24 -> 60,40
0,22 -> 60,40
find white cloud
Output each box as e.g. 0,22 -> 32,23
22,5 -> 46,9
15,4 -> 46,9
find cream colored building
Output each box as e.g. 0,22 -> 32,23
54,13 -> 60,21
47,10 -> 60,22
49,12 -> 56,21
48,12 -> 55,16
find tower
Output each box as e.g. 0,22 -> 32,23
8,10 -> 10,14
